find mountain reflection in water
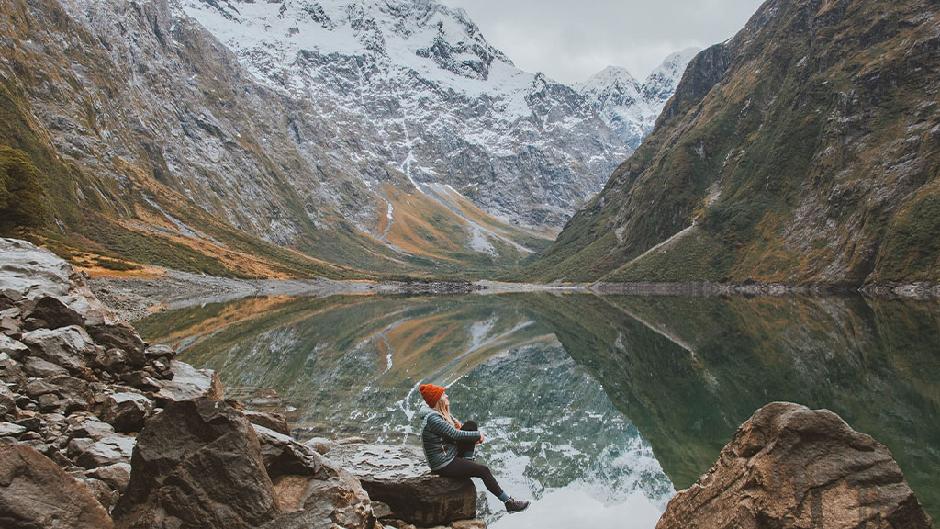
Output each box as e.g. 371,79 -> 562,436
138,293 -> 940,526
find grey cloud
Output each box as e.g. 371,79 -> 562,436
440,0 -> 764,82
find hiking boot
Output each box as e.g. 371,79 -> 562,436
505,498 -> 530,512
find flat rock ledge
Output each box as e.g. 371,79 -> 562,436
657,402 -> 934,529
330,444 -> 481,529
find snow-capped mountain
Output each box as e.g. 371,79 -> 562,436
580,48 -> 699,148
178,0 -> 690,229
1,0 -> 694,278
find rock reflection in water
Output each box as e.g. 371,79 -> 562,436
138,293 -> 940,525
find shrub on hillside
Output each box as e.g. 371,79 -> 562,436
0,145 -> 50,232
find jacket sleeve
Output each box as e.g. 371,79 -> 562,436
426,413 -> 481,442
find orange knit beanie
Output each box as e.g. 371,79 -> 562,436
419,384 -> 445,408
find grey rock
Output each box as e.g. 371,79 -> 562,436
33,375 -> 93,413
22,296 -> 85,331
68,437 -> 96,458
143,344 -> 175,360
0,239 -> 116,326
0,334 -> 28,360
20,325 -> 96,373
15,415 -> 43,432
94,347 -> 127,371
25,379 -> 60,398
153,360 -> 223,402
75,433 -> 136,469
99,391 -> 153,433
303,437 -> 333,455
0,421 -> 27,438
68,415 -> 116,441
0,384 -> 17,420
22,356 -> 69,377
82,476 -> 119,511
0,240 -> 73,301
87,322 -> 147,368
88,462 -> 132,493
244,409 -> 290,435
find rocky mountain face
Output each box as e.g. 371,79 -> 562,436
179,0 -> 671,229
533,0 -> 940,287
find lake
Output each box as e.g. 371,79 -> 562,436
137,293 -> 940,527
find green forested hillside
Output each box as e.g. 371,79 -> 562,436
532,0 -> 940,286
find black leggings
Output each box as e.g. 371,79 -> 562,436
434,421 -> 505,498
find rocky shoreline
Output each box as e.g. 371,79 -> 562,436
591,280 -> 940,299
1,239 -> 485,529
88,273 -> 483,321
89,272 -> 940,324
2,238 -> 934,529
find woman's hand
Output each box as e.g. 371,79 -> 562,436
476,432 -> 486,445
455,420 -> 463,429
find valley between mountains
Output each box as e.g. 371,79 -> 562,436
1,0 -> 938,292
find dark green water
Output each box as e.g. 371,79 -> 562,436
138,293 -> 940,527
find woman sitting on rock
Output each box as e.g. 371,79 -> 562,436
417,383 -> 530,513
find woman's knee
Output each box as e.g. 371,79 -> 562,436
476,464 -> 494,480
461,420 -> 478,431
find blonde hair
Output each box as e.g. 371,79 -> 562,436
433,397 -> 457,428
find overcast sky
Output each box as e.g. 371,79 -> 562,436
440,0 -> 764,83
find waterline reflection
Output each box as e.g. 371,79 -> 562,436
138,293 -> 940,525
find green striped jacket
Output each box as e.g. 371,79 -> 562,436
419,408 -> 481,471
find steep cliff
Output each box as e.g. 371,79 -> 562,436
533,0 -> 940,287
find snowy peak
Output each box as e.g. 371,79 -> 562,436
579,48 -> 700,148
643,47 -> 699,105
579,65 -> 644,112
581,65 -> 640,92
182,0 -> 516,89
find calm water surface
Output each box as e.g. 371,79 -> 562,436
138,293 -> 940,527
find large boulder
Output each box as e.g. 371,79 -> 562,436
112,398 -> 278,529
329,444 -> 476,526
0,239 -> 115,327
656,402 -> 933,529
251,424 -> 374,529
0,444 -> 113,528
262,460 -> 373,529
252,424 -> 322,478
19,325 -> 97,374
